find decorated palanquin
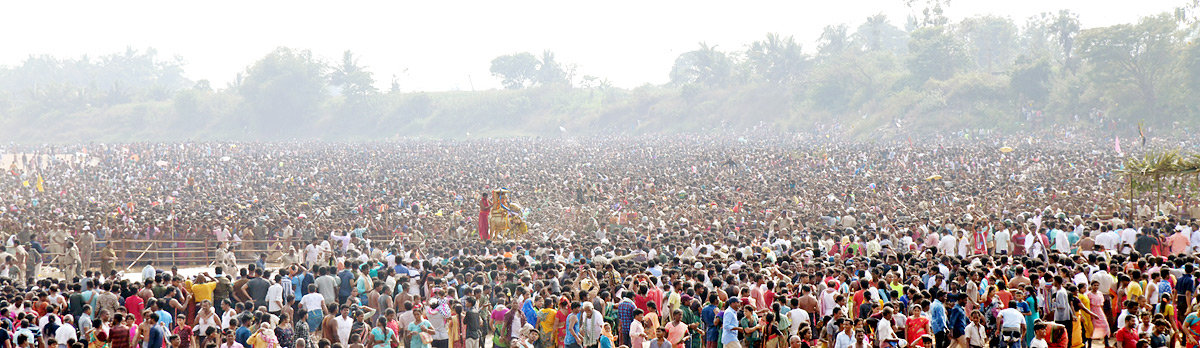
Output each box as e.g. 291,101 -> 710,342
488,188 -> 529,240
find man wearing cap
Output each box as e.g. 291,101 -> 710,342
720,298 -> 745,348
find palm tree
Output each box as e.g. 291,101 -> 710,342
747,33 -> 808,84
861,14 -> 888,52
331,50 -> 377,99
817,24 -> 851,58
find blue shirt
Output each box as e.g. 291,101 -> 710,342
408,321 -> 433,348
297,272 -> 314,297
929,300 -> 947,333
147,325 -> 165,348
1177,275 -> 1195,296
948,304 -> 967,335
338,270 -> 355,297
701,305 -> 720,342
156,310 -> 173,328
564,313 -> 579,345
720,308 -> 739,344
236,326 -> 252,347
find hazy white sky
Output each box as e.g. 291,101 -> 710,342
0,0 -> 1184,92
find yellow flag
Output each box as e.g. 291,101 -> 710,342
36,174 -> 44,192
22,180 -> 29,187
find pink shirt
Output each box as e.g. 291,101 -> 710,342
1167,233 -> 1190,255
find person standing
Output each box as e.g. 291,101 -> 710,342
1113,317 -> 1138,348
409,305 -> 434,348
665,309 -> 690,348
300,285 -> 325,333
478,193 -> 491,240
996,301 -> 1025,348
25,240 -> 43,286
100,243 -> 118,277
1052,277 -> 1074,345
833,319 -> 854,348
1181,302 -> 1199,348
428,299 -> 450,348
701,294 -> 720,348
266,274 -> 285,316
335,306 -> 353,346
631,309 -> 647,348
66,241 -> 84,281
315,267 -> 339,308
929,292 -> 948,348
463,298 -> 483,348
947,295 -> 967,348
142,261 -> 157,283
112,313 -> 131,348
338,262 -> 355,305
1086,281 -> 1109,344
371,317 -> 399,348
721,299 -> 744,348
321,304 -> 339,344
54,315 -> 78,348
147,313 -> 166,348
618,292 -> 637,347
79,229 -> 96,271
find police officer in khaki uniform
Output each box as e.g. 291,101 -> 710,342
78,228 -> 96,271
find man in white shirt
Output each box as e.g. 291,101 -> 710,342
304,239 -> 321,267
335,305 -> 354,345
214,226 -> 230,242
938,233 -> 957,256
220,302 -> 238,329
834,319 -> 856,348
1188,223 -> 1200,254
266,275 -> 285,315
819,284 -> 839,317
965,312 -> 988,348
787,305 -> 808,337
994,227 -> 1012,254
1053,228 -> 1072,253
141,261 -> 156,282
1095,228 -> 1118,254
875,308 -> 903,348
996,302 -> 1025,348
55,315 -> 78,348
1120,226 -> 1137,254
956,230 -> 971,258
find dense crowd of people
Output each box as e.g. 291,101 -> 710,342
0,129 -> 1199,348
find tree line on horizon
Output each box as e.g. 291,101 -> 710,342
1,9 -> 1198,142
